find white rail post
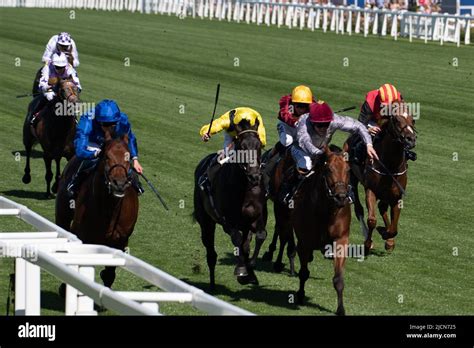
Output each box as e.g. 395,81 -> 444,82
15,258 -> 26,315
465,16 -> 471,45
372,11 -> 378,35
25,261 -> 41,315
339,8 -> 344,34
323,7 -> 328,32
409,14 -> 413,42
355,9 -> 360,33
77,266 -> 97,315
381,10 -> 387,36
363,9 -> 369,37
299,4 -> 305,30
391,13 -> 398,41
65,265 -> 79,315
347,8 -> 352,35
315,8 -> 321,29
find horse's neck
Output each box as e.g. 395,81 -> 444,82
376,130 -> 406,171
306,171 -> 332,214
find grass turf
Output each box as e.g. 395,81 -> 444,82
0,8 -> 473,315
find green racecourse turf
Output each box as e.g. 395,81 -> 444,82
0,8 -> 473,316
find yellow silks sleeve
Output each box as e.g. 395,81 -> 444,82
199,111 -> 231,137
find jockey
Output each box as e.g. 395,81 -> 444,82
354,83 -> 416,162
281,101 -> 378,204
42,32 -> 80,68
276,85 -> 315,151
29,52 -> 81,124
66,100 -> 144,198
198,107 -> 266,191
264,85 -> 315,175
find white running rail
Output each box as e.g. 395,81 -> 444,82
0,196 -> 253,315
0,0 -> 472,46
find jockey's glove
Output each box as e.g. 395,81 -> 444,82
45,91 -> 55,101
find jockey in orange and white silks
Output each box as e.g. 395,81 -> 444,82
38,53 -> 82,101
42,32 -> 80,68
292,101 -> 378,172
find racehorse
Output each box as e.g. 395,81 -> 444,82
55,129 -> 139,288
290,145 -> 352,315
22,78 -> 78,198
344,101 -> 417,253
193,120 -> 267,290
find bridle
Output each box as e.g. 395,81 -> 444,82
103,158 -> 133,196
59,80 -> 79,104
234,129 -> 262,186
322,158 -> 351,206
387,114 -> 417,147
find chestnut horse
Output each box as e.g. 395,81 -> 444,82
55,130 -> 139,287
193,120 -> 267,289
344,102 -> 417,253
22,78 -> 78,198
290,145 -> 352,315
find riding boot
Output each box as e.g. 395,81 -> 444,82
131,172 -> 145,195
66,159 -> 97,198
405,149 -> 417,161
198,156 -> 220,194
280,169 -> 308,206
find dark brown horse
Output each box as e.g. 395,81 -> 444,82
22,78 -> 79,198
290,145 -> 352,315
193,120 -> 267,289
344,102 -> 417,253
55,129 -> 139,287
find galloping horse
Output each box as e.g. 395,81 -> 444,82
55,129 -> 139,288
22,78 -> 79,198
290,145 -> 352,315
344,101 -> 417,253
193,119 -> 267,289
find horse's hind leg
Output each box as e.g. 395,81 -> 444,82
365,188 -> 377,254
333,235 -> 348,316
273,203 -> 291,273
296,244 -> 311,305
287,231 -> 297,276
22,125 -> 33,184
249,205 -> 268,268
43,156 -> 54,198
51,158 -> 61,194
262,226 -> 278,262
199,215 -> 217,290
100,266 -> 116,288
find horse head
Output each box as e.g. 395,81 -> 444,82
321,145 -> 351,208
233,119 -> 262,187
382,101 -> 417,150
101,128 -> 133,198
58,78 -> 80,104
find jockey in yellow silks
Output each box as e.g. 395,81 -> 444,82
198,107 -> 267,191
200,107 -> 267,148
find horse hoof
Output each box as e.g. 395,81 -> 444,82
249,258 -> 257,269
100,269 -> 115,288
262,251 -> 273,262
385,239 -> 395,252
22,174 -> 31,184
336,307 -> 346,316
237,273 -> 259,286
44,192 -> 54,199
296,291 -> 305,305
273,261 -> 284,273
234,266 -> 248,277
51,182 -> 58,194
58,283 -> 66,298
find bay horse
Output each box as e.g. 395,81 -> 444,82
261,148 -> 297,275
193,120 -> 267,290
22,78 -> 79,198
55,129 -> 139,288
290,145 -> 352,315
344,101 -> 417,253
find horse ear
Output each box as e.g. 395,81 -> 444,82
122,134 -> 129,145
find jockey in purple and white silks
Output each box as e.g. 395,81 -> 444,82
42,32 -> 80,68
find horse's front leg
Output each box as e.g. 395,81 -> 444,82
333,235 -> 348,316
22,132 -> 33,184
249,214 -> 267,268
230,228 -> 248,278
385,203 -> 401,252
51,157 -> 61,194
365,188 -> 377,254
43,155 -> 54,198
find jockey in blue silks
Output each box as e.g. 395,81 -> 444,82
66,99 -> 144,197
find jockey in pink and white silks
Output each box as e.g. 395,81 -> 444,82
29,53 -> 82,124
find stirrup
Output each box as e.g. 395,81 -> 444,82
198,174 -> 209,192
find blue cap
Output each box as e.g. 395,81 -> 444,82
94,100 -> 121,123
